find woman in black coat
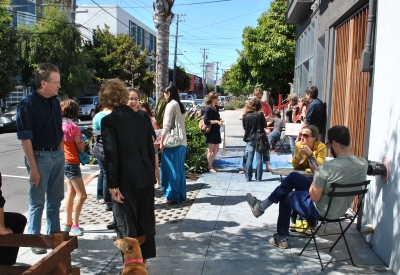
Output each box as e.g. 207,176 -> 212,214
100,79 -> 156,264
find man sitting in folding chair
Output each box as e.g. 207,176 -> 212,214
245,125 -> 368,250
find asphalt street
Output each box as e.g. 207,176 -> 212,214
0,118 -> 96,214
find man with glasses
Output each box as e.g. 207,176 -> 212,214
245,126 -> 367,249
16,63 -> 65,255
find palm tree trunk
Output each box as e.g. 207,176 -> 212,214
152,0 -> 175,102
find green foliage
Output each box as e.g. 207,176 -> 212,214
19,5 -> 92,98
84,25 -> 151,90
224,102 -> 236,110
225,0 -> 296,95
154,96 -> 167,127
168,66 -> 191,91
184,119 -> 208,173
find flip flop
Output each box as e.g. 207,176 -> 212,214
239,170 -> 245,174
209,169 -> 217,173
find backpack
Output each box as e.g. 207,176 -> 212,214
198,118 -> 211,134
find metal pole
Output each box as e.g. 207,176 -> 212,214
214,62 -> 220,93
172,14 -> 179,86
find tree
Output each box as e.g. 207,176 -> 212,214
0,0 -> 20,99
84,25 -> 151,90
152,0 -> 174,102
168,66 -> 190,91
228,0 -> 296,96
20,5 -> 92,98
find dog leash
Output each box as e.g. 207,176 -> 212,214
124,258 -> 144,265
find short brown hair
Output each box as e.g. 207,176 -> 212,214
60,99 -> 79,119
253,87 -> 263,96
35,63 -> 59,89
205,91 -> 218,105
99,79 -> 129,108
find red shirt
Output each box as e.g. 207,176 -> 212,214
261,101 -> 272,117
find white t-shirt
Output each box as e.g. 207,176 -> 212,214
313,155 -> 368,219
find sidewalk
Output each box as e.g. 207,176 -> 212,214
16,110 -> 393,275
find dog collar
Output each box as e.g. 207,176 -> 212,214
124,258 -> 144,265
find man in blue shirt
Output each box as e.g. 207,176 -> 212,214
16,63 -> 65,255
304,86 -> 326,134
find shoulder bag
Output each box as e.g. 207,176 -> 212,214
164,108 -> 184,148
254,115 -> 270,154
198,117 -> 211,134
91,136 -> 105,161
79,151 -> 91,165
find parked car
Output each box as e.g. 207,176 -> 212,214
76,96 -> 99,118
194,99 -> 206,112
0,103 -> 18,132
187,94 -> 197,100
180,100 -> 197,111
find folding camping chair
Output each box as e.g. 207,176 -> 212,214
299,180 -> 371,271
275,128 -> 288,155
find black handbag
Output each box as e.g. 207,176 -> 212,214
91,136 -> 105,161
254,118 -> 270,154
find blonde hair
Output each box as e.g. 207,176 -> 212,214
253,87 -> 263,96
299,96 -> 310,107
205,91 -> 218,105
99,78 -> 129,108
287,93 -> 298,101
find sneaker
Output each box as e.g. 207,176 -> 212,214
69,227 -> 84,236
64,225 -> 84,232
268,233 -> 289,249
246,193 -> 264,218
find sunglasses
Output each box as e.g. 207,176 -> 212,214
300,133 -> 310,138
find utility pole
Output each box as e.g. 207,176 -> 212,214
200,48 -> 209,97
214,62 -> 220,93
173,14 -> 185,86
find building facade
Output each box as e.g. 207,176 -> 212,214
287,0 -> 400,273
75,5 -> 156,59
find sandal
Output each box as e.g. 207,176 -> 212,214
239,170 -> 245,174
98,199 -> 105,204
166,200 -> 177,205
209,168 -> 217,173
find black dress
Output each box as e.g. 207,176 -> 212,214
204,106 -> 221,144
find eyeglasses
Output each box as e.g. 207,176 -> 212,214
300,133 -> 310,138
48,81 -> 61,85
129,97 -> 139,101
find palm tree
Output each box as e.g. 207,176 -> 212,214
152,0 -> 175,102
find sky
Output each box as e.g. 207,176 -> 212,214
76,0 -> 273,80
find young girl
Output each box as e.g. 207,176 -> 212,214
60,99 -> 87,236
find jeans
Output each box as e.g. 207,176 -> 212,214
97,159 -> 111,204
267,172 -> 323,236
245,141 -> 263,181
268,130 -> 281,150
25,150 -> 65,235
289,137 -> 296,156
242,147 -> 248,167
0,212 -> 27,265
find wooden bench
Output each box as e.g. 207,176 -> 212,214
0,232 -> 80,275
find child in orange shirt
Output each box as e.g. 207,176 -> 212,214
60,99 -> 87,236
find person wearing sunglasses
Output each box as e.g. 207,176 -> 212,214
246,125 -> 368,249
292,125 -> 327,169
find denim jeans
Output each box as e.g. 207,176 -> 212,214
267,172 -> 323,236
245,141 -> 263,181
289,137 -> 296,156
97,159 -> 111,204
268,130 -> 281,150
25,150 -> 65,235
242,147 -> 248,167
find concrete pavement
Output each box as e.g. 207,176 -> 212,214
14,109 -> 394,275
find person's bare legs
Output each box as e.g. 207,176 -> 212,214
207,143 -> 220,172
65,178 -> 76,226
69,177 -> 87,227
154,153 -> 160,187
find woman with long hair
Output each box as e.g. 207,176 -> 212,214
159,85 -> 187,204
140,102 -> 161,187
100,79 -> 156,266
242,98 -> 267,181
204,92 -> 224,173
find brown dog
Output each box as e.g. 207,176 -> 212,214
114,236 -> 148,275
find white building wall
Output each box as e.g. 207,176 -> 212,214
75,5 -> 155,44
363,1 -> 400,274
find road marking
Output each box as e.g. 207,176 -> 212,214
2,174 -> 29,179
